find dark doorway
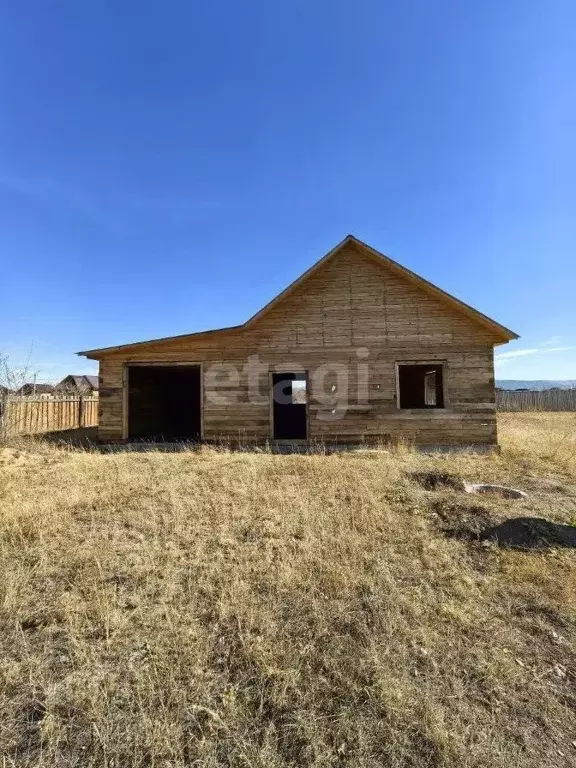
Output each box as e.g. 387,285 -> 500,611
272,372 -> 308,440
128,365 -> 201,441
398,364 -> 444,409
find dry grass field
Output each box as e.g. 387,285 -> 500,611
1,413 -> 575,767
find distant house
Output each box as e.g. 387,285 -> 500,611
0,386 -> 12,419
15,383 -> 54,397
55,374 -> 99,395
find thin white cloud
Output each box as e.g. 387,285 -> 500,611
542,336 -> 569,347
496,348 -> 539,361
495,346 -> 576,363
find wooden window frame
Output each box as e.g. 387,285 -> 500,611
394,360 -> 448,411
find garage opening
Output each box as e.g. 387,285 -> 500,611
128,365 -> 201,441
272,372 -> 308,439
398,364 -> 444,409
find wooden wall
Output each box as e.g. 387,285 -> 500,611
96,243 -> 499,446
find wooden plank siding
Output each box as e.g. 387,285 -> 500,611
96,243 -> 501,446
496,389 -> 576,412
2,396 -> 98,436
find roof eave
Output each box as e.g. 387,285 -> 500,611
77,324 -> 243,359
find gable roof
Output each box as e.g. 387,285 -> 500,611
16,383 -> 54,395
56,374 -> 99,390
78,235 -> 518,358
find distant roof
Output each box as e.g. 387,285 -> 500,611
16,383 -> 54,394
57,374 -> 98,389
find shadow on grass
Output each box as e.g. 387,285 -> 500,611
432,502 -> 576,550
17,427 -> 99,448
481,517 -> 576,549
16,432 -> 395,455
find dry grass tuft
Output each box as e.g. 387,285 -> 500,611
1,414 -> 575,766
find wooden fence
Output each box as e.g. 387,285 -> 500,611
1,390 -> 573,437
496,389 -> 576,412
0,395 -> 98,437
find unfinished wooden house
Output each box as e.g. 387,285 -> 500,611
79,235 -> 518,446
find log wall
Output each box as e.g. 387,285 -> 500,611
97,243 -> 500,446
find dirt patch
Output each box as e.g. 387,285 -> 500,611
431,500 -> 494,540
411,471 -> 465,491
481,517 -> 576,549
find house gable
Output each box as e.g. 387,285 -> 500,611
240,241 -> 503,349
78,235 -> 517,358
243,236 -> 516,343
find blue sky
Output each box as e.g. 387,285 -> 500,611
1,1 -> 575,383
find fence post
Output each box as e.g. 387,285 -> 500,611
0,394 -> 6,439
78,395 -> 84,428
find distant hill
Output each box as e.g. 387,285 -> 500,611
497,380 -> 576,391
